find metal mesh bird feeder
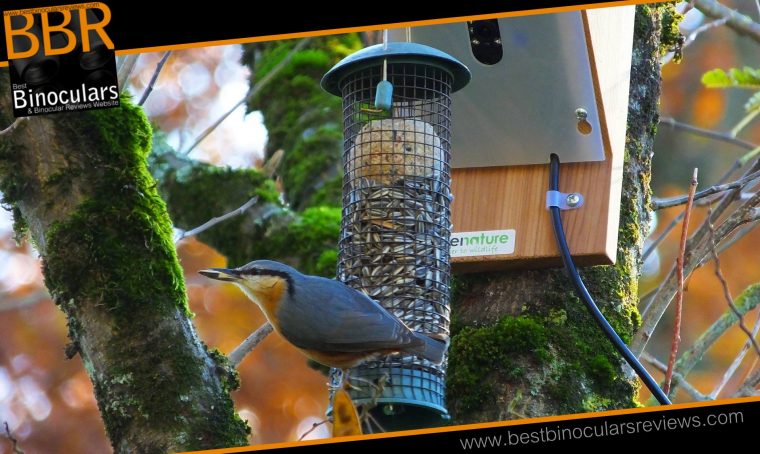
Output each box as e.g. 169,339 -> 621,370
322,42 -> 469,425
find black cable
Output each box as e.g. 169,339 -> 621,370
548,153 -> 671,406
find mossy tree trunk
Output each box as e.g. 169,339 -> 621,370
447,5 -> 671,422
0,85 -> 249,452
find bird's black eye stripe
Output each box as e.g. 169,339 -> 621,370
239,268 -> 294,297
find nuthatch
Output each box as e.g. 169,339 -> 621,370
199,260 -> 447,370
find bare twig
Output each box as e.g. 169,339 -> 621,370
643,211 -> 684,263
736,363 -> 760,396
262,149 -> 285,178
659,117 -> 758,151
736,354 -> 760,396
641,352 -> 709,401
684,17 -> 730,47
175,195 -> 259,243
710,310 -> 760,398
664,168 -> 698,395
117,54 -> 140,93
229,322 -> 274,367
299,419 -> 328,441
364,412 -> 386,434
182,38 -> 312,155
138,51 -> 171,106
643,147 -> 760,261
707,207 -> 760,357
668,283 -> 760,397
731,109 -> 760,137
715,222 -> 756,256
634,160 -> 760,356
0,118 -> 28,137
3,422 -> 24,454
652,171 -> 760,209
693,0 -> 760,44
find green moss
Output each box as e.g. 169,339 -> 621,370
282,206 -> 341,276
209,348 -> 242,392
448,268 -> 640,417
45,100 -> 187,318
659,2 -> 684,57
447,316 -> 549,410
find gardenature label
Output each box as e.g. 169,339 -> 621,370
451,229 -> 515,257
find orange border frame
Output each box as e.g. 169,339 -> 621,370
184,397 -> 760,453
0,0 -> 662,67
11,1 -> 727,453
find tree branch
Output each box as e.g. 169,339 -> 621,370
710,310 -> 760,398
228,323 -> 273,367
2,422 -> 24,454
684,17 -> 729,47
0,77 -> 250,449
652,171 -> 760,209
641,352 -> 709,401
693,0 -> 760,44
736,365 -> 760,396
664,169 -> 698,395
138,51 -> 171,106
0,117 -> 28,136
643,210 -> 683,262
643,146 -> 760,261
707,208 -> 760,359
666,283 -> 760,397
117,54 -> 140,94
635,160 -> 760,355
175,195 -> 259,243
659,116 -> 758,151
150,135 -> 339,276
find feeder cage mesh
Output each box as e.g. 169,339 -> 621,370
336,62 -> 453,415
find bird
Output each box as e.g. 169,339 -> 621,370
199,260 -> 447,371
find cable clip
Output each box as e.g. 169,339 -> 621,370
546,190 -> 584,210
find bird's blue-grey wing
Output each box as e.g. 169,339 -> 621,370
276,276 -> 420,352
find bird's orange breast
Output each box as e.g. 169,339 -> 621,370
248,277 -> 287,331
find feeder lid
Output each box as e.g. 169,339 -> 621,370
321,42 -> 471,96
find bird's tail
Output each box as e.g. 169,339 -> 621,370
406,333 -> 449,364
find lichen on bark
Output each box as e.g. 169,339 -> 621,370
447,5 -> 666,423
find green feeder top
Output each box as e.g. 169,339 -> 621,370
321,42 -> 471,96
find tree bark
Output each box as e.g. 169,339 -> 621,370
446,4 -> 669,423
0,81 -> 249,452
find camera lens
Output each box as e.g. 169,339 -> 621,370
472,22 -> 498,41
468,20 -> 503,65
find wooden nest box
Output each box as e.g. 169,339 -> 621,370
390,6 -> 635,272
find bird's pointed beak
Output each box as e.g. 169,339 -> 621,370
199,268 -> 240,282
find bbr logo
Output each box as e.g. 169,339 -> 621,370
3,3 -> 114,59
3,3 -> 120,117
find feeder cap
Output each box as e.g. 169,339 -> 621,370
321,42 -> 471,96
